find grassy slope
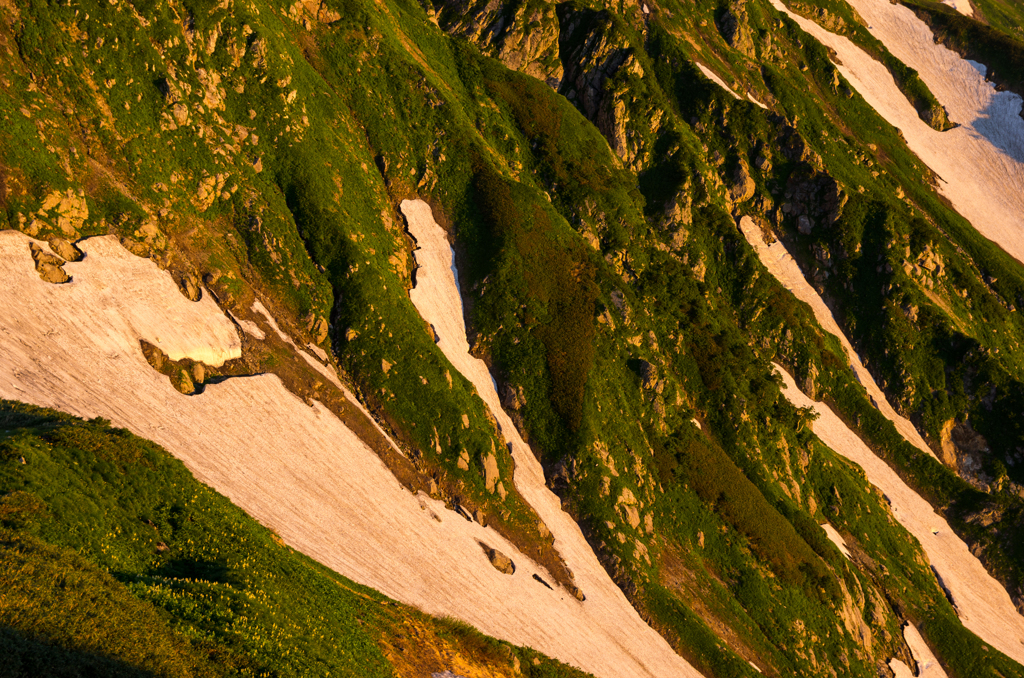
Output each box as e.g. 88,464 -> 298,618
0,400 -> 590,678
2,0 -> 1024,675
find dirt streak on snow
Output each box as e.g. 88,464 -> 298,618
0,230 -> 701,678
890,623 -> 949,678
401,200 -> 704,678
771,0 -> 1024,263
775,365 -> 1024,663
737,216 -> 934,458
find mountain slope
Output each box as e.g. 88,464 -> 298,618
2,0 -> 1024,675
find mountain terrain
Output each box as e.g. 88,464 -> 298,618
2,0 -> 1024,675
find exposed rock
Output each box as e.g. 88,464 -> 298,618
29,243 -> 69,284
729,160 -> 756,203
458,449 -> 470,471
305,313 -> 330,344
802,361 -> 819,400
37,188 -> 88,236
716,1 -> 757,57
173,367 -> 196,395
177,273 -> 202,302
485,545 -> 516,575
47,237 -> 83,262
617,487 -> 641,529
500,382 -> 525,410
940,419 -> 990,486
433,0 -> 563,88
638,359 -> 658,390
483,451 -> 500,492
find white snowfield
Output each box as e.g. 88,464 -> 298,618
737,217 -> 1024,662
401,199 -> 705,677
696,62 -> 768,109
776,366 -> 1024,664
737,216 -> 934,459
771,0 -> 1024,263
890,623 -> 949,678
821,522 -> 852,560
0,229 -> 702,678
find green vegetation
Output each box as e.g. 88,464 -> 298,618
3,0 -> 1024,674
0,400 -> 591,678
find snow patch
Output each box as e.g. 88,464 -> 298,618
771,0 -> 1024,264
0,229 -> 702,678
696,62 -> 743,100
775,364 -> 1024,664
889,623 -> 948,677
401,199 -> 705,678
737,216 -> 935,459
821,522 -> 851,559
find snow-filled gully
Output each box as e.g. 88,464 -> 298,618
0,229 -> 704,678
401,199 -> 705,677
770,0 -> 1024,264
737,219 -> 1024,662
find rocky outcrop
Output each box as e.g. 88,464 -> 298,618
432,0 -> 563,88
940,419 -> 992,488
779,166 -> 846,235
729,160 -> 756,204
29,243 -> 69,284
716,1 -> 757,58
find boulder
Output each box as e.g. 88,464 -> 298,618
29,243 -> 69,284
486,546 -> 516,575
483,452 -> 499,492
47,237 -> 83,262
178,273 -> 202,302
729,161 -> 756,203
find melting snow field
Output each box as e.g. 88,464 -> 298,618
402,199 -> 704,677
0,230 -> 701,678
738,216 -> 1024,662
771,0 -> 1024,263
737,217 -> 934,459
696,62 -> 768,109
890,623 -> 949,678
776,366 -> 1024,663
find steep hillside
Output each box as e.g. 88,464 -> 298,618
2,0 -> 1024,675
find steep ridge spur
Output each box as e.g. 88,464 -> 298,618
771,0 -> 1024,263
401,198 -> 706,678
737,216 -> 934,458
0,230 -> 703,678
735,218 -> 1024,662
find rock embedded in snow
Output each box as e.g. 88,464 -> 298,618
483,452 -> 500,493
47,237 -> 83,262
29,243 -> 69,284
486,546 -> 516,575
